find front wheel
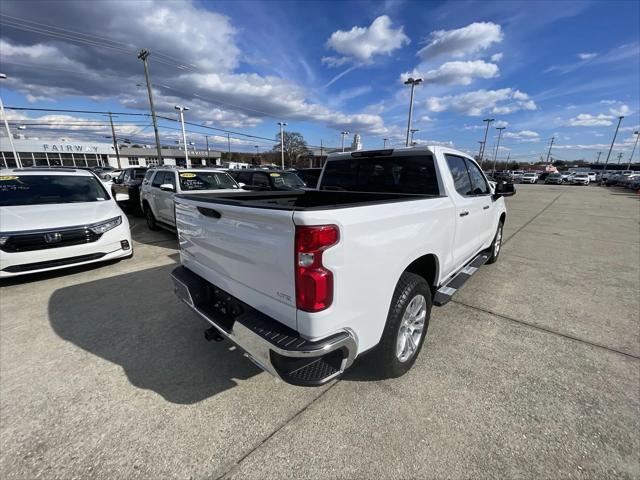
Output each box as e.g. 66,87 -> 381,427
485,221 -> 503,264
370,272 -> 432,378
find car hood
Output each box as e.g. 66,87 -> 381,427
0,201 -> 122,232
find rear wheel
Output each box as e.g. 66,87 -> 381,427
486,221 -> 503,264
144,204 -> 159,231
370,272 -> 432,378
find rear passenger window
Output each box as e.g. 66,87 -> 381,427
445,155 -> 473,196
237,172 -> 252,184
151,171 -> 165,187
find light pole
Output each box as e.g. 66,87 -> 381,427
0,73 -> 21,168
278,121 -> 287,169
477,141 -> 485,163
410,128 -> 419,145
341,131 -> 349,152
137,49 -> 163,165
404,77 -> 423,147
383,138 -> 388,148
492,126 -> 506,169
545,136 -> 555,164
479,118 -> 494,167
205,135 -> 210,161
627,131 -> 639,169
595,151 -> 602,164
174,105 -> 190,167
255,145 -> 259,155
616,152 -> 623,164
602,116 -> 624,177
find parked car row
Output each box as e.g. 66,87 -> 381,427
603,171 -> 640,187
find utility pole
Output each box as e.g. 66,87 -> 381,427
493,126 -> 506,165
602,116 -> 624,176
545,136 -> 555,164
137,49 -> 163,165
479,118 -> 495,167
341,131 -> 349,152
107,112 -> 121,169
404,77 -> 423,147
616,152 -> 623,164
627,131 -> 639,169
0,73 -> 21,168
174,105 -> 190,167
595,151 -> 602,164
227,133 -> 231,160
320,139 -> 323,167
205,135 -> 210,164
383,138 -> 388,148
278,122 -> 287,169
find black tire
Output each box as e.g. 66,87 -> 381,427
370,272 -> 432,379
144,204 -> 159,231
486,220 -> 504,264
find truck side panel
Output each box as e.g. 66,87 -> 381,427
293,196 -> 456,354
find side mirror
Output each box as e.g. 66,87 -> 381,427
160,183 -> 175,192
493,181 -> 516,198
113,177 -> 122,184
237,182 -> 246,188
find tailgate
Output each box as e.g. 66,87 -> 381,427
174,196 -> 297,329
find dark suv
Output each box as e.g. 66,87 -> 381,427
111,167 -> 148,213
228,169 -> 306,190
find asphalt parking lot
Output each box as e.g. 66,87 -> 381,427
1,184 -> 638,479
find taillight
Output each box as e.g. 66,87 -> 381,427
295,225 -> 339,312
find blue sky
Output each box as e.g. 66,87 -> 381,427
0,0 -> 638,162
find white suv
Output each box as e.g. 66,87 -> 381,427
0,168 -> 132,277
140,168 -> 242,230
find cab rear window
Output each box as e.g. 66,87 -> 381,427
321,155 -> 439,195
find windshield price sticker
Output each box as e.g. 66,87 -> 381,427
180,172 -> 197,178
0,176 -> 18,181
270,173 -> 281,177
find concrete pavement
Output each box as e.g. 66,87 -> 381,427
1,184 -> 638,479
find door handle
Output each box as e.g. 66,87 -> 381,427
483,205 -> 490,210
197,207 -> 221,219
459,211 -> 469,217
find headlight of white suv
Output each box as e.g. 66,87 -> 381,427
89,216 -> 122,234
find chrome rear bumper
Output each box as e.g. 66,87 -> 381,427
171,266 -> 357,386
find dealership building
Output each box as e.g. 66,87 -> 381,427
0,138 -> 222,169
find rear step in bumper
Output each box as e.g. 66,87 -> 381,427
433,253 -> 489,306
171,266 -> 358,386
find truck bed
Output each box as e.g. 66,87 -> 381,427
176,190 -> 439,211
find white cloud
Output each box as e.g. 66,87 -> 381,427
419,115 -> 434,122
568,113 -> 614,126
418,22 -> 503,60
494,120 -> 509,128
609,104 -> 632,117
325,15 -> 409,64
578,52 -> 597,60
600,100 -> 618,104
490,53 -> 503,62
321,56 -> 350,68
503,130 -> 540,142
0,1 -> 393,137
425,88 -> 537,116
418,60 -> 499,85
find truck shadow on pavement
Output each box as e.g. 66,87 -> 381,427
48,263 -> 261,404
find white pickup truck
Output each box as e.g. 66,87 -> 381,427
171,147 -> 515,386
